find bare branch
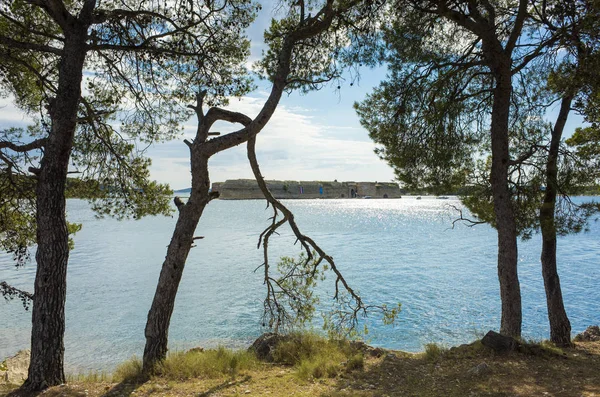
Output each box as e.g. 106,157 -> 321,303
0,281 -> 34,310
202,0 -> 351,157
0,35 -> 63,55
187,90 -> 207,115
204,107 -> 252,127
174,196 -> 185,211
509,145 -> 539,166
448,204 -> 486,228
432,1 -> 485,37
22,0 -> 47,7
0,10 -> 64,42
92,8 -> 179,25
506,0 -> 529,54
247,136 -> 370,333
39,0 -> 75,30
0,138 -> 47,152
79,0 -> 98,24
88,43 -> 199,57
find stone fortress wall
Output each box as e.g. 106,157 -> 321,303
211,179 -> 402,200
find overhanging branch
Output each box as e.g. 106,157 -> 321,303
0,281 -> 34,310
247,136 -> 376,334
0,138 -> 47,152
0,35 -> 63,55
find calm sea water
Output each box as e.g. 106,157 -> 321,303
1,197 -> 599,372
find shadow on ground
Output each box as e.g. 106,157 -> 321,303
99,376 -> 148,397
196,375 -> 251,397
3,384 -> 90,397
0,375 -> 149,397
321,341 -> 600,397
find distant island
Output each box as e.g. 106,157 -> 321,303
174,180 -> 600,199
209,179 -> 403,200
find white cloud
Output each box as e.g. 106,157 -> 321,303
149,94 -> 395,190
0,97 -> 35,128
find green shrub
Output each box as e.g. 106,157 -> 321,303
424,343 -> 448,361
272,332 -> 363,380
272,332 -> 325,365
346,353 -> 365,371
296,355 -> 342,380
519,339 -> 566,357
113,356 -> 144,382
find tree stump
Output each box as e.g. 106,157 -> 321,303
481,330 -> 518,352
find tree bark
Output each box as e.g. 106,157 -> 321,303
540,95 -> 573,347
23,27 -> 89,391
489,59 -> 522,338
433,1 -> 526,339
143,153 -> 211,371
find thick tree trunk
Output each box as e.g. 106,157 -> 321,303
23,29 -> 89,391
143,154 -> 211,371
540,95 -> 573,347
489,61 -> 522,338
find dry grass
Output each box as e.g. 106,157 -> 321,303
423,342 -> 449,361
271,332 -> 364,380
2,340 -> 600,397
155,347 -> 259,380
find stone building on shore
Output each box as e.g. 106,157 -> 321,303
211,179 -> 402,199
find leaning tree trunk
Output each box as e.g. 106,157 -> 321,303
143,154 -> 211,371
539,95 -> 573,347
23,29 -> 89,391
142,1 -> 344,371
489,61 -> 522,338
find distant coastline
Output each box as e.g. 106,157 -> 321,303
172,182 -> 600,199
210,179 -> 403,200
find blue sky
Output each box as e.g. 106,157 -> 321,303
147,1 -> 399,189
0,1 -> 586,190
0,2 -> 397,190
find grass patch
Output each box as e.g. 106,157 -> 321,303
110,348 -> 258,382
272,332 -> 364,380
519,339 -> 567,357
66,371 -> 111,383
423,342 -> 448,361
113,356 -> 144,382
156,347 -> 258,380
296,355 -> 342,380
346,353 -> 365,371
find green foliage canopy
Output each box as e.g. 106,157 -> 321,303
354,0 -> 600,237
0,0 -> 259,259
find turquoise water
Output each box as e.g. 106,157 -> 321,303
1,197 -> 599,372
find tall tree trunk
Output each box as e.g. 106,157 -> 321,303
23,29 -> 88,391
540,95 -> 573,347
141,2 -> 342,370
143,154 -> 211,371
489,62 -> 522,338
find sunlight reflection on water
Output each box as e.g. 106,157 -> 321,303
1,197 -> 599,371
